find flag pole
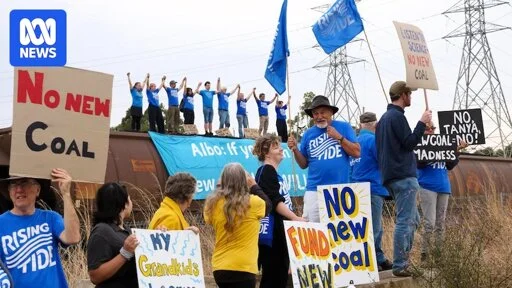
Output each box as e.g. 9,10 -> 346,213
363,28 -> 389,104
286,59 -> 298,194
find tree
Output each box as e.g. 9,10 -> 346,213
112,104 -> 184,133
288,92 -> 315,140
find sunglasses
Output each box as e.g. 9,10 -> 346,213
8,179 -> 38,190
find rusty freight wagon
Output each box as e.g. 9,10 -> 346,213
0,127 -> 511,215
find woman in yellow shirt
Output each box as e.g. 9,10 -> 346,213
204,163 -> 271,288
148,173 -> 199,233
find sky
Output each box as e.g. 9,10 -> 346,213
1,0 -> 511,149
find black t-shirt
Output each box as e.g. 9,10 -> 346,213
87,223 -> 138,288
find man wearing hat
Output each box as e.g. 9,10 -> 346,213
0,168 -> 81,287
351,112 -> 392,272
164,77 -> 186,134
287,95 -> 360,222
375,81 -> 432,277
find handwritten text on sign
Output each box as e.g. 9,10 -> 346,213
133,229 -> 205,288
11,67 -> 113,183
284,221 -> 333,288
414,134 -> 457,162
438,109 -> 485,145
393,21 -> 438,90
318,183 -> 379,287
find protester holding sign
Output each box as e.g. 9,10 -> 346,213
275,95 -> 290,143
417,124 -> 467,262
87,183 -> 139,288
252,135 -> 304,288
350,112 -> 393,272
127,72 -> 146,132
204,163 -> 271,288
253,90 -> 278,135
145,74 -> 166,133
287,95 -> 360,222
164,77 -> 186,134
148,173 -> 199,233
0,168 -> 80,288
236,88 -> 253,138
375,81 -> 432,277
217,78 -> 240,130
196,81 -> 217,136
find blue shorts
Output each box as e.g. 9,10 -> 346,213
203,107 -> 214,123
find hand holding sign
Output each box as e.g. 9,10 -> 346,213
420,110 -> 433,125
123,234 -> 139,254
50,168 -> 72,195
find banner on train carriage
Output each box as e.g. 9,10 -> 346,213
149,132 -> 308,199
133,229 -> 205,288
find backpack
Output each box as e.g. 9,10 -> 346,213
179,97 -> 185,112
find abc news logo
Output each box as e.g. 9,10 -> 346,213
10,10 -> 67,67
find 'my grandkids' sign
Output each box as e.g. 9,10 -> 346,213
317,183 -> 379,287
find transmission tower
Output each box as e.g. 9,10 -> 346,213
312,4 -> 364,126
443,0 -> 512,155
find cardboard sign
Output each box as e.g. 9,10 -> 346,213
318,182 -> 379,287
10,67 -> 113,183
393,21 -> 438,90
414,134 -> 457,162
284,221 -> 334,288
438,108 -> 485,145
133,229 -> 205,288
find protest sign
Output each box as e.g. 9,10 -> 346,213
133,229 -> 205,288
149,132 -> 308,199
393,21 -> 438,90
438,108 -> 485,145
10,67 -> 113,183
318,182 -> 379,286
414,134 -> 457,162
284,221 -> 333,288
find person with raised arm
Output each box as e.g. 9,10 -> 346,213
253,90 -> 278,135
195,81 -> 216,136
182,79 -> 196,125
216,77 -> 240,130
164,77 -> 186,134
127,72 -> 146,132
236,87 -> 254,138
275,94 -> 290,142
145,74 -> 166,133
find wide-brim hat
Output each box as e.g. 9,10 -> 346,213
305,95 -> 339,117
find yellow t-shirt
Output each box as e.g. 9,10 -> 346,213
204,195 -> 265,274
148,197 -> 189,230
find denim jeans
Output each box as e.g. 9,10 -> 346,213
203,107 -> 213,123
419,188 -> 449,255
385,177 -> 420,272
371,194 -> 388,265
236,114 -> 248,138
218,110 -> 230,129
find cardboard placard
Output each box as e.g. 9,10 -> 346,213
133,229 -> 205,288
318,182 -> 379,287
393,21 -> 438,90
438,108 -> 485,145
10,67 -> 113,183
284,221 -> 334,288
414,134 -> 457,162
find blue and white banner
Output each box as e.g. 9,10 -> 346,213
149,132 -> 308,199
312,0 -> 364,54
265,0 -> 289,95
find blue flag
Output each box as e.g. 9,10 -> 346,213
312,0 -> 364,54
265,0 -> 289,95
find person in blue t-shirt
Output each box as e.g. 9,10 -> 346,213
350,112 -> 393,272
164,77 -> 186,134
417,123 -> 467,262
275,95 -> 290,143
182,78 -> 196,125
195,81 -> 217,136
236,88 -> 254,138
252,90 -> 278,135
216,77 -> 240,130
0,168 -> 80,288
145,74 -> 166,134
127,72 -> 147,132
287,95 -> 360,222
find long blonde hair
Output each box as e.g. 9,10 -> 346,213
204,163 -> 250,233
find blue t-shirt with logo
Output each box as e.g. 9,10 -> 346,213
418,162 -> 451,193
146,88 -> 160,107
300,120 -> 357,191
217,92 -> 230,110
256,99 -> 271,116
277,174 -> 293,210
199,90 -> 215,108
183,93 -> 194,111
350,130 -> 388,197
276,105 -> 287,120
165,88 -> 179,107
237,99 -> 247,116
130,88 -> 143,108
0,209 -> 68,288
